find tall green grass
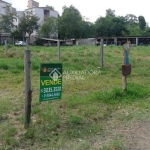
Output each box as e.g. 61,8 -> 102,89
0,45 -> 150,149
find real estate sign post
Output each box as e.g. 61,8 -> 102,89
39,63 -> 62,102
122,41 -> 131,91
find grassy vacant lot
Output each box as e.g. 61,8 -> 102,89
0,45 -> 150,150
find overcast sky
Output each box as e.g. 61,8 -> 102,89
4,0 -> 150,25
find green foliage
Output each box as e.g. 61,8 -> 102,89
1,46 -> 150,149
18,11 -> 39,41
95,15 -> 128,37
2,126 -> 19,148
0,63 -> 9,70
138,16 -> 146,30
38,17 -> 58,38
31,60 -> 39,70
1,6 -> 150,41
58,5 -> 82,39
106,8 -> 115,17
46,5 -> 55,10
10,29 -> 23,40
100,83 -> 150,103
58,5 -> 95,39
124,14 -> 138,25
80,21 -> 95,38
24,127 -> 35,139
143,27 -> 150,36
124,24 -> 141,36
68,115 -> 82,125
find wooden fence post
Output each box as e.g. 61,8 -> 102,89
24,39 -> 32,128
5,40 -> 7,53
122,45 -> 126,91
122,41 -> 131,91
100,38 -> 104,68
58,39 -> 60,61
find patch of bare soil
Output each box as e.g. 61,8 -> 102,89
145,56 -> 150,60
122,121 -> 150,150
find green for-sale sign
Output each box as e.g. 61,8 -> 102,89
39,63 -> 62,102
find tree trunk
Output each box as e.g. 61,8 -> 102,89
29,34 -> 31,43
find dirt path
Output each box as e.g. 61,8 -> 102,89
90,121 -> 150,150
122,121 -> 150,150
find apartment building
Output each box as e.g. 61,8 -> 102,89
24,0 -> 59,41
0,0 -> 11,15
0,0 -> 59,43
0,0 -> 17,44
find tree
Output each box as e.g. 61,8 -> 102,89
138,16 -> 146,30
46,5 -> 55,10
123,24 -> 141,36
95,15 -> 128,37
10,29 -> 23,40
80,21 -> 95,38
106,8 -> 115,17
122,14 -> 139,36
58,5 -> 83,39
0,5 -> 16,37
38,17 -> 58,38
124,14 -> 138,25
95,8 -> 129,37
143,27 -> 150,36
18,11 -> 39,41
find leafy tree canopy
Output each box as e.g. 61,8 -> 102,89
18,11 -> 39,41
138,16 -> 146,30
58,5 -> 83,39
106,8 -> 115,17
95,15 -> 128,37
124,14 -> 138,25
46,5 -> 55,10
38,17 -> 58,38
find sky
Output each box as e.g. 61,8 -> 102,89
4,0 -> 150,25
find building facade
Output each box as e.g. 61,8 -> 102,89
0,0 -> 59,44
0,0 -> 17,44
25,0 -> 59,42
0,0 -> 11,15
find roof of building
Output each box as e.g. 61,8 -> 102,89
0,0 -> 11,5
25,7 -> 58,13
35,37 -> 64,42
97,36 -> 150,39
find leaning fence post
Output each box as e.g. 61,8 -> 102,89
24,39 -> 32,128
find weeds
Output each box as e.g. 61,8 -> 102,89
0,45 -> 150,149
